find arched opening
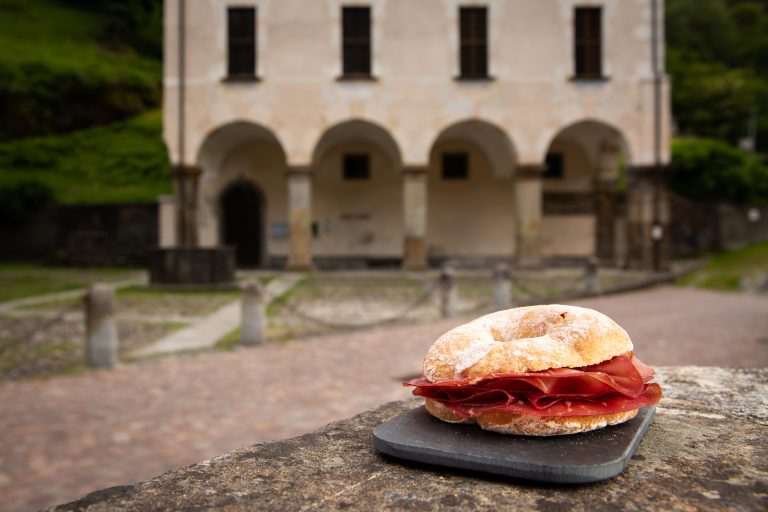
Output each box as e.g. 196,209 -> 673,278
541,120 -> 632,265
219,180 -> 265,267
427,120 -> 517,261
195,121 -> 288,266
310,119 -> 403,265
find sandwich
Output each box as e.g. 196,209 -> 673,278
405,304 -> 661,436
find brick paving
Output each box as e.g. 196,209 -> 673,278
0,285 -> 766,512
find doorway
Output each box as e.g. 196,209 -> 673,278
220,180 -> 265,267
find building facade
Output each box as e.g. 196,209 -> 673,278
161,0 -> 671,270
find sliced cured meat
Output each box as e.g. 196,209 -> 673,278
405,354 -> 661,418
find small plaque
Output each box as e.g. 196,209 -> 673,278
373,406 -> 655,484
270,221 -> 289,239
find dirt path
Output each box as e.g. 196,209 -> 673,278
1,285 -> 766,512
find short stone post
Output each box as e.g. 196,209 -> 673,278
241,280 -> 267,346
84,283 -> 118,369
439,266 -> 457,318
584,257 -> 600,294
493,263 -> 512,310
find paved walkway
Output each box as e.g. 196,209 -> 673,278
1,286 -> 767,512
132,274 -> 303,358
0,276 -> 145,313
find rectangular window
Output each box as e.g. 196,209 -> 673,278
343,154 -> 370,180
228,7 -> 257,77
342,6 -> 372,77
442,153 -> 469,179
544,153 -> 565,179
574,7 -> 602,78
459,7 -> 488,78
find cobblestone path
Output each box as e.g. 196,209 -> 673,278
1,286 -> 766,511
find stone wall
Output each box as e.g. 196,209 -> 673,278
669,194 -> 768,257
0,203 -> 158,266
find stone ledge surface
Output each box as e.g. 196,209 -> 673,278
49,367 -> 767,511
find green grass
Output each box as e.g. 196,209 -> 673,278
676,241 -> 768,291
267,276 -> 309,316
0,263 -> 140,302
216,328 -> 242,351
0,110 -> 170,203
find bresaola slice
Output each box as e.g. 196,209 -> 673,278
405,354 -> 661,419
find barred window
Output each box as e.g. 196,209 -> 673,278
459,7 -> 488,78
343,154 -> 370,180
544,153 -> 565,179
228,7 -> 257,77
442,153 -> 469,180
342,7 -> 372,76
574,7 -> 602,78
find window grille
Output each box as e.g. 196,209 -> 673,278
228,7 -> 257,77
442,153 -> 469,179
574,7 -> 602,78
459,7 -> 489,78
342,7 -> 372,77
343,154 -> 370,180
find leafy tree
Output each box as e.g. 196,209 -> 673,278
57,0 -> 163,58
668,138 -> 768,205
666,0 -> 768,151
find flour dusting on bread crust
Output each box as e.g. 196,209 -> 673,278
424,305 -> 633,382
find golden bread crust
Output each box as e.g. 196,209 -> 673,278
424,398 -> 638,436
423,305 -> 633,382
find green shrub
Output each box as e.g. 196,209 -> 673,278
668,137 -> 768,205
0,110 -> 170,204
0,179 -> 53,225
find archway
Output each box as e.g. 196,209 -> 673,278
541,120 -> 632,264
195,121 -> 288,265
219,180 -> 265,267
427,119 -> 517,260
310,119 -> 404,264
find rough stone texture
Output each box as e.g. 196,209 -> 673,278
49,367 -> 767,511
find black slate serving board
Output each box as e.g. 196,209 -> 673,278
373,406 -> 655,484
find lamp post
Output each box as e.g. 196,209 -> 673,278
650,0 -> 664,271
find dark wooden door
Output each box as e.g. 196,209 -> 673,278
220,181 -> 264,267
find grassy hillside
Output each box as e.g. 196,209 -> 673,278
0,110 -> 170,204
0,0 -> 161,140
677,241 -> 768,291
0,0 -> 168,211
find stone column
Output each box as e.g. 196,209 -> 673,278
158,195 -> 177,248
626,166 -> 669,271
515,165 -> 544,268
402,166 -> 429,270
172,164 -> 202,248
286,166 -> 313,271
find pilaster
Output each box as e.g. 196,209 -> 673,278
515,165 -> 544,268
286,166 -> 313,271
402,166 -> 429,270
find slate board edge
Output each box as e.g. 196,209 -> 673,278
372,406 -> 656,485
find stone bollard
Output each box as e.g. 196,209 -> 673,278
84,283 -> 118,369
241,280 -> 267,346
493,263 -> 513,310
439,266 -> 457,318
584,257 -> 600,294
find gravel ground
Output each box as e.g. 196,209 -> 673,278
0,285 -> 766,512
0,314 -> 179,380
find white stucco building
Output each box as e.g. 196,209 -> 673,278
161,0 -> 671,271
